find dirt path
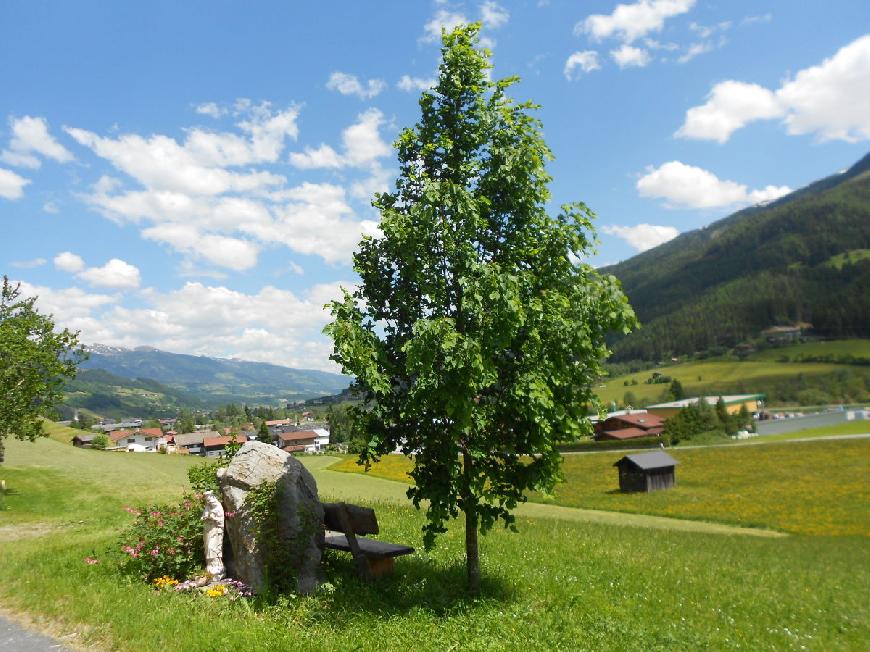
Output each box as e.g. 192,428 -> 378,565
302,456 -> 786,538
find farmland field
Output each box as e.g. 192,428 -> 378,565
1,428 -> 868,650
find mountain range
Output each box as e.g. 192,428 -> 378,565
604,152 -> 870,361
68,345 -> 350,417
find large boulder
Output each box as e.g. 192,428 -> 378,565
216,441 -> 324,594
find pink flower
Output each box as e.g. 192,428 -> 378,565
150,511 -> 162,518
122,545 -> 136,555
149,548 -> 159,557
84,556 -> 99,565
123,506 -> 141,516
225,511 -> 237,518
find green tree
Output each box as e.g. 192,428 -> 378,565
0,277 -> 85,463
669,378 -> 685,400
325,25 -> 635,592
90,433 -> 109,450
177,409 -> 196,434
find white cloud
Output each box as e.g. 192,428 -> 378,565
578,0 -> 696,43
290,108 -> 390,170
246,182 -> 379,264
9,257 -> 46,269
636,161 -> 791,209
142,223 -> 260,271
0,167 -> 29,199
602,223 -> 679,251
676,81 -> 781,143
54,251 -> 86,273
677,35 -> 870,143
77,258 -> 141,289
397,75 -> 436,92
421,9 -> 468,43
677,41 -> 713,63
54,251 -> 141,288
42,200 -> 59,213
326,72 -> 387,100
195,102 -> 226,118
564,51 -> 601,79
1,116 -> 74,169
480,2 -> 509,29
777,35 -> 870,142
611,44 -> 651,68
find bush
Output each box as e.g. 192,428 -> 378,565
90,434 -> 108,450
118,494 -> 205,582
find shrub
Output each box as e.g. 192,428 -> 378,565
90,434 -> 108,450
117,494 -> 205,582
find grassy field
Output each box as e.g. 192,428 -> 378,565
747,338 -> 870,361
329,438 -> 870,536
597,358 -> 845,405
1,434 -> 868,650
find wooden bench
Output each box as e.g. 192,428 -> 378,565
322,502 -> 415,580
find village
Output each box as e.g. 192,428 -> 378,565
69,415 -> 332,457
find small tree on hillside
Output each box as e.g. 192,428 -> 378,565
0,276 -> 85,463
325,25 -> 635,592
669,378 -> 685,400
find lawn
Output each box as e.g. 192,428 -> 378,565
329,438 -> 870,536
1,435 -> 868,650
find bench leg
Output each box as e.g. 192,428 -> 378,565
366,556 -> 394,578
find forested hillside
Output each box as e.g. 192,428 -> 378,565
606,153 -> 870,361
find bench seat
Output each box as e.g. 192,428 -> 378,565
324,533 -> 415,558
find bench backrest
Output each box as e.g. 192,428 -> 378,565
322,502 -> 379,535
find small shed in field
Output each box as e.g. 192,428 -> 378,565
613,451 -> 678,492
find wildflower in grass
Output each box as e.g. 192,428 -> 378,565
205,584 -> 228,598
221,578 -> 253,598
174,579 -> 200,592
83,556 -> 99,565
123,505 -> 141,516
152,576 -> 179,589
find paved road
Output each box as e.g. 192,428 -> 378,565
0,615 -> 69,651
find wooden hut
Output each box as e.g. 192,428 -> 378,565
613,451 -> 678,492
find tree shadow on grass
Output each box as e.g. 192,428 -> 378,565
251,551 -> 516,623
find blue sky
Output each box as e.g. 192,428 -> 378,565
1,1 -> 868,371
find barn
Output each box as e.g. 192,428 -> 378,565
613,451 -> 678,492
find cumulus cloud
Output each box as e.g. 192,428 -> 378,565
578,0 -> 696,43
636,161 -> 791,209
564,51 -> 601,79
602,223 -> 680,251
290,108 -> 390,170
53,251 -> 86,273
77,258 -> 141,289
326,72 -> 387,100
397,75 -> 436,92
54,251 -> 141,289
17,280 -> 352,372
611,44 -> 651,68
0,167 -> 29,199
676,81 -> 781,142
677,41 -> 714,64
677,35 -> 870,143
1,116 -> 74,169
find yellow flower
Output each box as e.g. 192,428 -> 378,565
205,584 -> 228,597
152,575 -> 179,589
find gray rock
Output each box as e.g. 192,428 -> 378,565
216,441 -> 324,594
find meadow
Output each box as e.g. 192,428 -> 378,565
597,338 -> 870,406
1,427 -> 868,650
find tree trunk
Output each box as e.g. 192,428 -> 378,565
463,453 -> 480,594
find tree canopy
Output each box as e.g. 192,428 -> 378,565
0,276 -> 85,462
325,24 -> 635,591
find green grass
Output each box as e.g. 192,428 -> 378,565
330,439 -> 870,536
1,437 -> 869,650
822,248 -> 870,270
597,358 -> 845,405
748,338 -> 870,361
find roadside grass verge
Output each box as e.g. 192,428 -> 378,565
0,437 -> 868,650
330,439 -> 870,536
